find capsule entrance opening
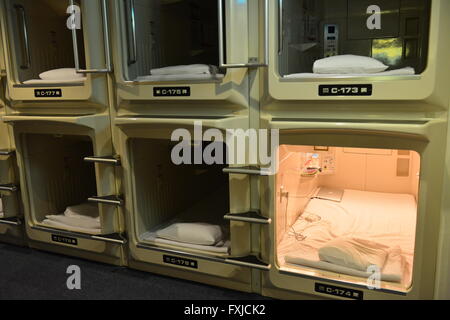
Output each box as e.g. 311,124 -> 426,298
22,134 -> 100,234
122,0 -> 222,82
130,138 -> 231,256
278,0 -> 431,79
7,0 -> 86,84
276,145 -> 420,293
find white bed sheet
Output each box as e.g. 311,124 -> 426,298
284,67 -> 415,79
279,189 -> 417,285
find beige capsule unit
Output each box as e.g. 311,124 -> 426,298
0,0 -> 111,111
266,0 -> 449,105
3,115 -> 125,265
109,0 -> 267,117
249,118 -> 448,300
114,115 -> 269,292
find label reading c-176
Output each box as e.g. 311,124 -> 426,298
319,84 -> 372,96
153,87 -> 191,97
34,89 -> 62,98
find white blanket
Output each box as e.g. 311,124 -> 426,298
280,189 -> 416,285
284,67 -> 415,79
64,202 -> 100,222
45,214 -> 100,230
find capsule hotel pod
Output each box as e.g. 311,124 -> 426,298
109,0 -> 269,292
256,0 -> 450,300
0,0 -> 125,265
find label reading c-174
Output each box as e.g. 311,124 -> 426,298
319,84 -> 372,96
51,234 -> 78,246
315,283 -> 364,300
34,89 -> 62,98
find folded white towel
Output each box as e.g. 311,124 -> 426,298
46,214 -> 101,230
156,222 -> 224,246
64,202 -> 100,222
39,68 -> 85,80
42,219 -> 101,235
151,64 -> 217,76
22,78 -> 86,85
136,73 -> 224,82
284,67 -> 416,79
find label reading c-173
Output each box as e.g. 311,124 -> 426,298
34,89 -> 62,98
319,84 -> 372,96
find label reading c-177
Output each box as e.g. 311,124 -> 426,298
319,84 -> 372,96
34,89 -> 62,98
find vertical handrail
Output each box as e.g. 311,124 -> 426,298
69,0 -> 112,73
278,0 -> 283,55
13,5 -> 31,69
218,0 -> 269,68
124,0 -> 137,65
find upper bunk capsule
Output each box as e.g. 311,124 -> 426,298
110,0 -> 268,109
0,0 -> 112,106
268,0 -> 449,104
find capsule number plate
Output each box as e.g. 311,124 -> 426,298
319,84 -> 372,96
163,255 -> 198,269
51,234 -> 78,246
153,87 -> 191,97
34,89 -> 62,98
315,283 -> 363,300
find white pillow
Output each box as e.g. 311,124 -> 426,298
39,68 -> 85,80
156,222 -> 223,246
313,55 -> 389,74
318,237 -> 390,271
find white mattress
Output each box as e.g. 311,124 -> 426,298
279,189 -> 417,286
284,67 -> 415,79
135,74 -> 224,82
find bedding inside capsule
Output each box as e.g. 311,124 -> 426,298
122,0 -> 223,82
279,0 -> 431,79
21,133 -> 99,234
6,0 -> 87,85
276,145 -> 420,292
130,138 -> 230,256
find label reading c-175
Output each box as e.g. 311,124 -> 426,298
34,89 -> 62,98
319,84 -> 372,96
153,87 -> 191,97
315,283 -> 364,300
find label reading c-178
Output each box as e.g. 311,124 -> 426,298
319,84 -> 372,96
